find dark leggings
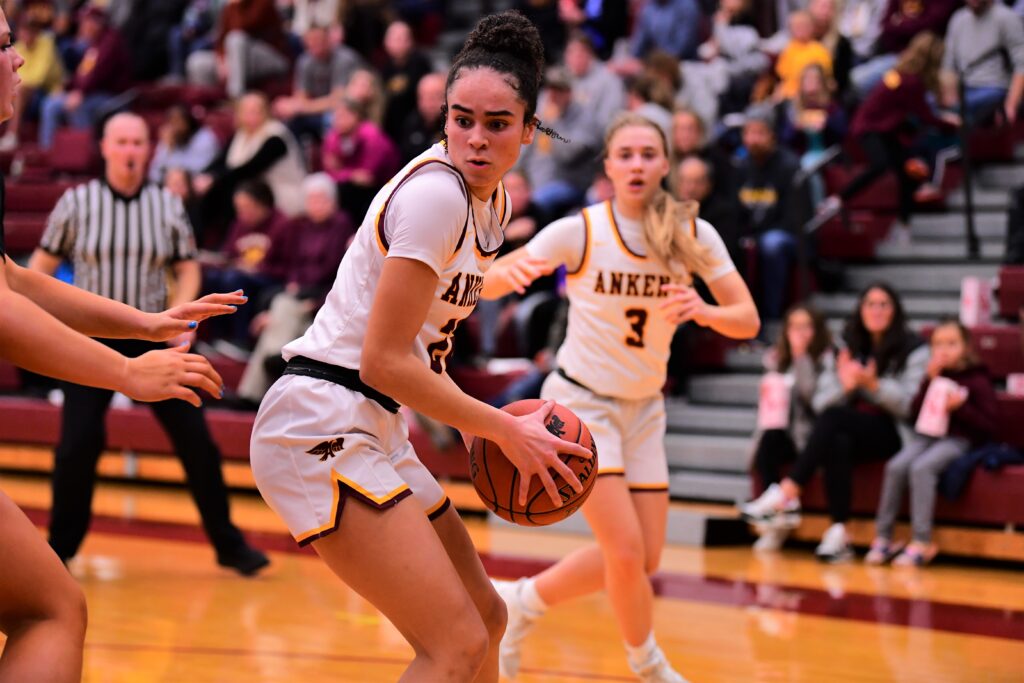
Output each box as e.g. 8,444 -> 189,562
754,429 -> 799,491
787,405 -> 902,523
839,131 -> 916,224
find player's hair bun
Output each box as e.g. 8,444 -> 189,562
458,11 -> 544,93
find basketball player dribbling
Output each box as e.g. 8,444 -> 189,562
0,7 -> 243,679
249,12 -> 592,682
484,113 -> 761,682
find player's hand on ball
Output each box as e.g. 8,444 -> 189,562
498,400 -> 594,507
660,283 -> 710,326
120,342 -> 225,407
143,290 -> 248,341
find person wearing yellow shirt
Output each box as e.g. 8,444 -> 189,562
775,11 -> 833,101
1,13 -> 63,150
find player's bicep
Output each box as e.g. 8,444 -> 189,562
362,257 -> 438,372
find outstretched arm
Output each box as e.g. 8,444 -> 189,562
661,271 -> 760,339
481,247 -> 555,299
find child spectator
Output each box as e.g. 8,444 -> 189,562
748,304 -> 833,551
867,320 -> 997,567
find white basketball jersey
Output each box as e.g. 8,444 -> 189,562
557,201 -> 708,400
283,143 -> 510,375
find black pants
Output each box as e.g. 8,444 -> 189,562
48,339 -> 246,561
787,405 -> 902,523
839,131 -> 916,224
754,429 -> 799,490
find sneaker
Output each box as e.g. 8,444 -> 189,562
815,523 -> 853,563
0,132 -> 17,151
491,578 -> 540,680
740,483 -> 801,528
864,538 -> 904,565
217,545 -> 270,576
892,542 -> 937,567
630,648 -> 690,683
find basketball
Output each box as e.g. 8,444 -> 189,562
469,399 -> 598,526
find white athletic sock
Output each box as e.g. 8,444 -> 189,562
519,577 -> 548,614
625,631 -> 658,667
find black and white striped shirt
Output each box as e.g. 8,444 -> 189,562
39,180 -> 197,313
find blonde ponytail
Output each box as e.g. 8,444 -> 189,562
642,190 -> 720,283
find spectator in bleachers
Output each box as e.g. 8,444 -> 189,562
742,282 -> 929,563
195,91 -> 306,236
517,65 -> 602,219
774,11 -> 833,101
272,23 -> 363,144
564,31 -> 625,133
38,4 -> 131,149
777,63 -> 848,206
838,0 -> 888,64
167,0 -> 219,82
676,155 -> 742,267
671,107 -> 734,201
397,71 -> 445,163
868,319 -> 997,567
378,19 -> 432,141
689,0 -> 768,120
3,6 -> 63,150
848,0 -> 958,99
746,304 -> 833,551
807,0 -> 853,99
186,0 -> 290,99
558,0 -> 629,61
148,104 -> 222,184
202,179 -> 289,351
820,32 -> 958,238
628,0 -> 703,63
322,96 -> 400,220
940,0 -> 1024,126
733,111 -> 811,322
163,167 -> 206,246
343,66 -> 385,125
233,172 -> 354,406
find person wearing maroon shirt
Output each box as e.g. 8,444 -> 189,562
822,32 -> 959,232
186,0 -> 290,98
38,5 -> 132,148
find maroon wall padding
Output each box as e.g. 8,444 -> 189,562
999,266 -> 1024,320
5,182 -> 72,213
3,214 -> 48,254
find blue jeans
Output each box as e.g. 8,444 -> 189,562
758,229 -> 797,321
39,91 -> 112,149
962,86 -> 1008,125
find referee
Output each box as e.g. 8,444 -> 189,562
28,113 -> 269,576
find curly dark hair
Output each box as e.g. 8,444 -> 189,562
444,10 -> 545,124
843,281 -> 919,375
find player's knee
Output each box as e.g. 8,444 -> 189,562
604,539 -> 647,578
481,586 -> 508,641
438,610 -> 490,680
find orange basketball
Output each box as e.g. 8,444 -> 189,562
469,399 -> 598,526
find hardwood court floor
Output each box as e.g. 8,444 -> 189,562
1,475 -> 1022,682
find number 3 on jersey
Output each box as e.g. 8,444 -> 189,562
428,318 -> 460,373
624,308 -> 648,348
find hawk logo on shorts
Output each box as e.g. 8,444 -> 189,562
307,438 -> 345,462
546,415 -> 567,438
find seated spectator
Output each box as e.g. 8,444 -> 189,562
628,0 -> 702,63
689,0 -> 768,121
742,282 -> 929,563
774,11 -> 833,101
940,0 -> 1024,126
517,66 -> 602,220
167,0 -> 219,81
671,107 -> 733,201
838,0 -> 887,65
39,5 -> 132,149
148,104 -> 222,184
868,319 -> 997,567
163,167 -> 205,246
733,111 -> 811,322
272,23 -> 363,144
186,0 -> 290,99
322,97 -> 400,221
378,20 -> 432,141
676,155 -> 741,267
807,0 -> 853,99
201,179 -> 289,351
564,31 -> 625,133
849,0 -> 958,100
397,71 -> 445,163
195,92 -> 306,239
344,67 -> 386,126
3,7 -> 63,150
746,304 -> 834,551
777,64 -> 848,206
233,173 -> 355,405
822,33 -> 958,239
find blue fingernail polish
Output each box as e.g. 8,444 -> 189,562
188,321 -> 198,329
241,296 -> 248,302
229,305 -> 237,311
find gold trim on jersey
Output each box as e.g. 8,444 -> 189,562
605,200 -> 646,261
628,483 -> 670,492
566,206 -> 593,279
373,158 -> 469,257
294,470 -> 411,545
597,467 -> 626,476
425,494 -> 451,520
